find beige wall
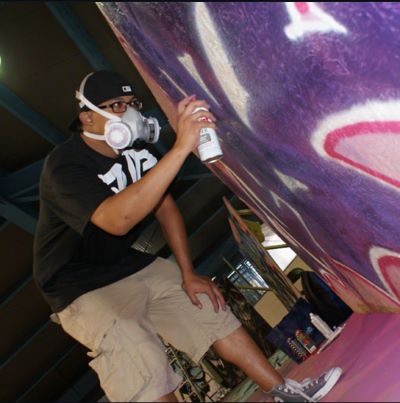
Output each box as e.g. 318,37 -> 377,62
254,290 -> 289,327
286,256 -> 313,274
254,256 -> 313,327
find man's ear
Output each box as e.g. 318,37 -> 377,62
79,111 -> 93,126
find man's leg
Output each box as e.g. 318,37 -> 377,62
144,260 -> 282,393
143,259 -> 342,401
213,325 -> 343,402
212,325 -> 283,392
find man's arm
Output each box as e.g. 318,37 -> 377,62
154,193 -> 226,313
91,97 -> 216,235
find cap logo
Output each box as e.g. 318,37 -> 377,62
122,85 -> 132,92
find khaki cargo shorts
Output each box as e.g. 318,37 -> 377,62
58,257 -> 241,402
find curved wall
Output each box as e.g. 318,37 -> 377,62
98,2 -> 400,312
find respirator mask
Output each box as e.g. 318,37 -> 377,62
75,90 -> 160,151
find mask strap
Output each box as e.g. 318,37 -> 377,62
75,90 -> 120,121
82,131 -> 105,141
82,131 -> 120,155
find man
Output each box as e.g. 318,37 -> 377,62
33,70 -> 342,402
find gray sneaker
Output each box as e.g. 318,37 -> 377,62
270,367 -> 343,402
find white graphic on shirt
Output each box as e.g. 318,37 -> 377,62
97,149 -> 157,193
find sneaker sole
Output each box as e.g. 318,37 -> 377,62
312,368 -> 343,401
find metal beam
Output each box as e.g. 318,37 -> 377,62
16,343 -> 80,402
0,218 -> 9,232
45,2 -> 111,71
57,367 -> 99,402
196,235 -> 236,277
12,193 -> 39,203
0,197 -> 37,235
0,273 -> 33,308
0,320 -> 49,369
0,159 -> 43,198
0,83 -> 65,145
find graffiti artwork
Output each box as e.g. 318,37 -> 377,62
98,2 -> 400,312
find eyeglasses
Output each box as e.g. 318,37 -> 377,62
98,98 -> 143,113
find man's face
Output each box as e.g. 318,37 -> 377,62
80,95 -> 139,134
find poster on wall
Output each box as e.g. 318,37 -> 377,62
223,197 -> 301,311
215,276 -> 276,358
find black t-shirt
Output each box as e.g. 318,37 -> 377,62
33,134 -> 159,312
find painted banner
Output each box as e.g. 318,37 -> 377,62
97,2 -> 400,312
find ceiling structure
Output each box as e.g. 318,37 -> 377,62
0,3 -> 244,401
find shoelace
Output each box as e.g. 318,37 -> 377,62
298,377 -> 312,387
303,379 -> 318,389
283,379 -> 316,402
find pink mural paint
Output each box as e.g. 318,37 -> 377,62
295,3 -> 310,14
378,256 -> 400,300
330,259 -> 400,312
370,246 -> 400,302
284,2 -> 347,40
311,100 -> 400,192
286,312 -> 400,401
325,122 -> 400,189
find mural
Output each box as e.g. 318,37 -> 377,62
97,2 -> 400,312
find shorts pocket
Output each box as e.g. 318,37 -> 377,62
88,322 -> 151,402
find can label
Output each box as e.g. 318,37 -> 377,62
198,127 -> 223,163
199,130 -> 212,145
192,106 -> 223,163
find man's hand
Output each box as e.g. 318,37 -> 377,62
173,95 -> 217,154
182,273 -> 226,313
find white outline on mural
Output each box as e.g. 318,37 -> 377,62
274,168 -> 309,192
177,53 -> 219,106
193,2 -> 252,129
159,68 -> 188,97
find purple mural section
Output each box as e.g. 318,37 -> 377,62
97,2 -> 400,313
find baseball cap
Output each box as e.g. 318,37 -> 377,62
69,70 -> 135,132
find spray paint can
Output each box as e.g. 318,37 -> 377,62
192,107 -> 223,164
310,313 -> 334,339
295,329 -> 317,354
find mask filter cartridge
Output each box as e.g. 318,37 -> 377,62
103,107 -> 160,149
